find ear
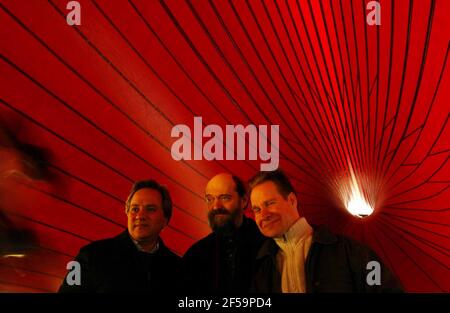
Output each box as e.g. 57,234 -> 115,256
287,192 -> 297,209
240,195 -> 249,210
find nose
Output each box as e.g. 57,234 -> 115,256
212,198 -> 222,210
135,207 -> 147,219
259,207 -> 272,221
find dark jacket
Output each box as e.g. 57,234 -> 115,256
182,216 -> 265,293
252,226 -> 403,293
58,230 -> 181,293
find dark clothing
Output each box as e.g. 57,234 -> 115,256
182,216 -> 265,293
252,225 -> 403,293
58,230 -> 181,293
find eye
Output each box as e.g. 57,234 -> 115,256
130,206 -> 139,213
252,207 -> 261,214
144,206 -> 157,212
205,196 -> 214,203
219,195 -> 232,202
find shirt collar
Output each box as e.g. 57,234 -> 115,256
256,221 -> 338,259
132,239 -> 160,253
274,217 -> 313,249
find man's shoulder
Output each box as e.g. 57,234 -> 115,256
78,231 -> 129,255
312,225 -> 376,256
183,232 -> 215,258
158,239 -> 182,261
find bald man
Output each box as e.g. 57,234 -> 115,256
182,173 -> 265,293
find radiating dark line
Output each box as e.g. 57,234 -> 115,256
378,216 -> 449,268
302,0 -> 358,176
254,0 -> 350,181
254,0 -> 348,178
349,0 -> 369,177
18,179 -> 199,241
0,97 -> 207,226
186,0 -> 304,149
382,0 -> 437,178
386,184 -> 449,207
328,0 -> 363,179
381,211 -> 450,227
374,0 -> 395,184
3,208 -> 92,243
4,207 -> 184,256
45,0 -> 211,190
361,0 -> 372,169
0,102 -> 202,244
48,163 -> 124,203
185,0 -> 309,164
158,0 -> 326,185
0,91 -> 134,188
373,2 -> 381,171
1,3 -> 207,202
385,206 -> 450,213
337,0 -> 366,175
284,1 -> 356,176
366,221 -> 400,283
429,148 -> 450,157
387,156 -> 449,200
378,0 -> 414,177
316,0 -> 367,186
93,0 -> 257,174
208,0 -> 333,173
375,218 -> 444,291
381,213 -> 450,240
305,0 -> 353,168
217,0 -> 332,177
21,180 -> 124,228
291,0 -> 352,173
383,46 -> 449,189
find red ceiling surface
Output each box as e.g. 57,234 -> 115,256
0,0 -> 449,292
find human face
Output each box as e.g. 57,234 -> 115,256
250,181 -> 299,238
127,188 -> 167,243
205,173 -> 246,231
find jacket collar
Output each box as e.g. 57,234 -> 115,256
312,225 -> 338,245
256,224 -> 338,260
115,230 -> 172,256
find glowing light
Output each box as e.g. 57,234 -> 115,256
346,190 -> 374,217
3,254 -> 26,258
341,161 -> 374,218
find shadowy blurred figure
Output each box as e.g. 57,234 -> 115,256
0,121 -> 54,257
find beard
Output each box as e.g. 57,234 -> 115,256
207,207 -> 242,234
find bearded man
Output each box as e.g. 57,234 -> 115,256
182,173 -> 265,293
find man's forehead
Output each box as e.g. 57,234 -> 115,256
205,174 -> 236,195
130,188 -> 162,204
251,181 -> 280,200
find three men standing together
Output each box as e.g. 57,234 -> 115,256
60,170 -> 402,293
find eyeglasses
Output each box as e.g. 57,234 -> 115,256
205,194 -> 233,205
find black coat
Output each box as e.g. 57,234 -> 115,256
252,226 -> 403,293
182,216 -> 265,293
58,230 -> 181,293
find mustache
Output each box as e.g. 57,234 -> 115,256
208,208 -> 230,217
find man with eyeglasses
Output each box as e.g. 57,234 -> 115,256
182,173 -> 265,293
59,180 -> 181,292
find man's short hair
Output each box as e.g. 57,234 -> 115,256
232,175 -> 247,198
125,180 -> 173,222
248,169 -> 295,199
